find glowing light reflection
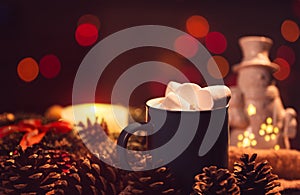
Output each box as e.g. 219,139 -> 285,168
207,55 -> 229,79
281,19 -> 299,42
39,54 -> 61,79
186,15 -> 209,38
205,32 -> 227,54
273,58 -> 291,81
75,23 -> 99,47
17,57 -> 39,82
77,14 -> 101,30
276,45 -> 296,66
174,35 -> 198,58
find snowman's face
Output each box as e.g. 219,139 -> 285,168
237,66 -> 273,90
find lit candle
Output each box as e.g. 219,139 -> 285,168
61,103 -> 128,134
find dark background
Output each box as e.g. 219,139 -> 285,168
1,1 -> 300,148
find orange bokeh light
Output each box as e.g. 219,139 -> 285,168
207,55 -> 229,79
186,15 -> 209,38
17,57 -> 39,82
281,19 -> 299,42
273,58 -> 291,81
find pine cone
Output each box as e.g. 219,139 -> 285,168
191,166 -> 240,195
234,153 -> 280,195
127,134 -> 147,151
0,144 -> 77,194
41,129 -> 90,158
0,144 -> 119,194
0,132 -> 24,157
120,166 -> 181,195
0,113 -> 21,157
77,118 -> 117,162
61,153 -> 119,195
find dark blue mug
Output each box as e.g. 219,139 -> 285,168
117,97 -> 229,194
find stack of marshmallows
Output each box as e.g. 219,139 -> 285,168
153,81 -> 231,111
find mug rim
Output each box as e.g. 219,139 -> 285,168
146,97 -> 228,112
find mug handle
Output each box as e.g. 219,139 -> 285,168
117,122 -> 154,169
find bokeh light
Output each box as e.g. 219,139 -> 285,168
247,104 -> 256,116
174,35 -> 198,58
186,15 -> 209,38
281,19 -> 299,42
237,130 -> 257,148
205,32 -> 227,54
207,55 -> 229,79
39,54 -> 61,79
274,144 -> 280,150
77,14 -> 101,30
17,57 -> 39,82
273,58 -> 291,81
276,45 -> 296,65
224,74 -> 237,86
259,117 -> 279,142
75,23 -> 99,46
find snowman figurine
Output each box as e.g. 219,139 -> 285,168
229,36 -> 297,149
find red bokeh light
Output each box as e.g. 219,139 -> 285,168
205,32 -> 227,54
39,54 -> 61,79
77,14 -> 101,30
276,45 -> 296,65
75,23 -> 99,46
273,58 -> 291,81
224,73 -> 237,86
186,15 -> 209,38
174,35 -> 198,58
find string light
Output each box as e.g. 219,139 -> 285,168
259,117 -> 279,142
274,144 -> 280,150
237,130 -> 257,148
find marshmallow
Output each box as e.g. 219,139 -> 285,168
165,81 -> 182,96
175,83 -> 201,109
196,88 -> 214,110
160,81 -> 231,111
204,85 -> 231,109
160,92 -> 190,111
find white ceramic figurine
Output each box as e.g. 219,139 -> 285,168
229,36 -> 297,149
